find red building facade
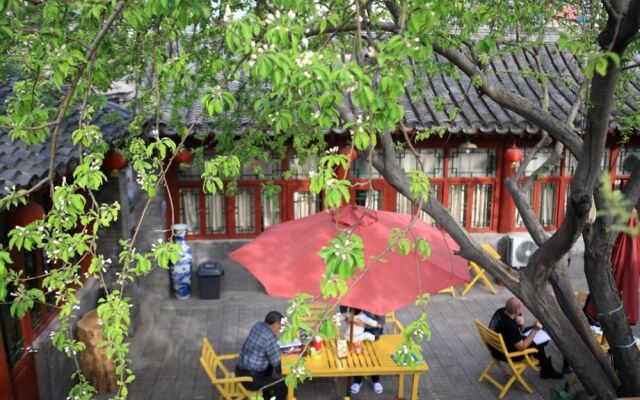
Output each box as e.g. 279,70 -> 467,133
165,134 -> 640,239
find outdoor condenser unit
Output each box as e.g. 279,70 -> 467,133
507,234 -> 538,268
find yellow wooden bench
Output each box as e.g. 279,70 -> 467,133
199,337 -> 261,400
475,319 -> 539,399
461,244 -> 500,296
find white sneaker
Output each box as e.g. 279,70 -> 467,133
373,382 -> 383,394
350,382 -> 363,394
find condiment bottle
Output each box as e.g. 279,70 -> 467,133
313,336 -> 323,352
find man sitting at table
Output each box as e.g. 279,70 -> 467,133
489,297 -> 565,379
235,311 -> 287,399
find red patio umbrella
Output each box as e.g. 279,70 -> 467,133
228,205 -> 469,315
585,215 -> 640,325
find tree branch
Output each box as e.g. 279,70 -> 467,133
432,43 -> 583,158
47,0 -> 127,193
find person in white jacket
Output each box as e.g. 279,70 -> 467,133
340,307 -> 385,395
343,309 -> 380,342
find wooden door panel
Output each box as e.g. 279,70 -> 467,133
11,351 -> 38,400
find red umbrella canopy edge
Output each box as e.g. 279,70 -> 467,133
229,205 -> 469,315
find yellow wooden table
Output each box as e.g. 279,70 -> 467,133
282,334 -> 428,400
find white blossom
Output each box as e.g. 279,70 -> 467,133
223,5 -> 232,22
332,312 -> 342,326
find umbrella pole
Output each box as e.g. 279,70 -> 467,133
349,308 -> 355,350
346,308 -> 355,397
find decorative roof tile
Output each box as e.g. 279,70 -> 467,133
0,79 -> 132,191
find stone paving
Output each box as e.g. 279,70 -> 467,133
121,196 -> 638,400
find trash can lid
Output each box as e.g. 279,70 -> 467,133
198,261 -> 223,276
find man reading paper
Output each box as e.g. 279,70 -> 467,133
489,297 -> 567,379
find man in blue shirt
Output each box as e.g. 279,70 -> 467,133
235,311 -> 287,399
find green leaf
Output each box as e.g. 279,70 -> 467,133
398,238 -> 411,256
415,238 -> 432,260
595,57 -> 608,76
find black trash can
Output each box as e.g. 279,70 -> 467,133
198,261 -> 224,299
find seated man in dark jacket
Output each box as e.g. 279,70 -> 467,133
235,311 -> 287,399
489,297 -> 564,379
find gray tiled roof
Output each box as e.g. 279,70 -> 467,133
0,79 -> 132,191
399,45 -> 639,134
158,45 -> 640,136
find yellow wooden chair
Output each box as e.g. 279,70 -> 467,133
461,244 -> 500,296
199,337 -> 261,400
474,319 -> 539,399
438,286 -> 457,297
385,311 -> 405,334
301,302 -> 333,327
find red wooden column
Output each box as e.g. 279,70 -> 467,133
497,146 -> 524,233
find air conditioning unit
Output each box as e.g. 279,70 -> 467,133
508,234 -> 538,268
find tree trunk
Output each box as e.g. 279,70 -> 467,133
372,145 -> 619,398
584,221 -> 640,395
77,309 -> 118,394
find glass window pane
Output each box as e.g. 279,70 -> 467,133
614,179 -> 625,190
616,147 -> 640,175
205,192 -> 226,234
471,184 -> 493,228
289,153 -> 319,179
564,148 -> 610,175
235,188 -> 255,234
523,148 -> 559,176
1,299 -> 24,368
293,192 -> 321,219
448,184 -> 467,227
179,189 -> 199,233
448,148 -> 496,177
395,184 -> 441,226
241,156 -> 282,179
350,153 -> 381,178
23,253 -> 42,329
564,183 -> 571,212
396,148 -> 444,177
515,187 -> 533,228
539,182 -> 558,226
261,188 -> 281,230
355,190 -> 382,210
564,152 -> 577,176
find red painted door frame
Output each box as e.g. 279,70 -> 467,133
9,315 -> 38,400
0,331 -> 14,400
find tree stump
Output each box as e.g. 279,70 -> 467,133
77,309 -> 117,394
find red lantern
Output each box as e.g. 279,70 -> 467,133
104,151 -> 127,176
175,149 -> 193,165
5,201 -> 46,228
505,146 -> 524,164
